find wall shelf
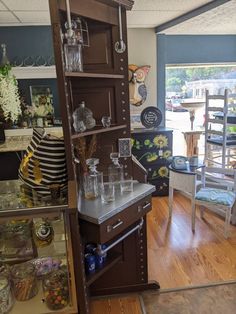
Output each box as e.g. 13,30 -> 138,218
65,71 -> 124,79
71,125 -> 127,139
12,66 -> 56,79
86,251 -> 122,286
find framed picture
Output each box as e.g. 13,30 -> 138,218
30,85 -> 54,117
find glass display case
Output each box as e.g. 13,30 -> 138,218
0,180 -> 77,314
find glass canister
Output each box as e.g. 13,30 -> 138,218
42,269 -> 69,311
11,262 -> 38,301
0,275 -> 13,314
2,220 -> 33,260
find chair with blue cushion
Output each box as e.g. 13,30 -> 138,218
192,167 -> 236,238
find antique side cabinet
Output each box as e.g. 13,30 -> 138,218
49,1 -> 159,313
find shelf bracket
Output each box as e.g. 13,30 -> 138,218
97,218 -> 144,255
115,5 -> 126,53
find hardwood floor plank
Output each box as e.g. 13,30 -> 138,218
148,248 -> 192,288
90,296 -> 142,314
148,193 -> 236,289
200,243 -> 236,280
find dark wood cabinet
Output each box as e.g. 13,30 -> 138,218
132,128 -> 173,196
49,1 -> 158,313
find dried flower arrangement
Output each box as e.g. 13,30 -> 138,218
74,134 -> 97,173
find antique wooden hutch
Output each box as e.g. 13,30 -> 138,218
0,1 -> 159,314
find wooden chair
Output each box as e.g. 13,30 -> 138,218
192,167 -> 236,238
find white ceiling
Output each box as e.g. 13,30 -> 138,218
0,0 -> 235,35
0,0 -> 50,25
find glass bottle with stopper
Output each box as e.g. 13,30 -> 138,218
0,43 -> 10,66
108,152 -> 124,190
73,101 -> 96,132
63,0 -> 89,72
83,158 -> 103,200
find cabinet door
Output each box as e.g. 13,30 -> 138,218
132,131 -> 172,196
0,212 -> 77,314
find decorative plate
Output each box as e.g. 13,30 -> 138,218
140,106 -> 162,128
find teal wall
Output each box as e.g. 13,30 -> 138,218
0,26 -> 60,118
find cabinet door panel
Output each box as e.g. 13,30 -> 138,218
83,24 -> 112,69
71,84 -> 117,124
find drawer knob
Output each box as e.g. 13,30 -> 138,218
106,219 -> 124,233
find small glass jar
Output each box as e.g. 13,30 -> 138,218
2,220 -> 33,260
0,275 -> 13,314
42,270 -> 69,311
11,262 -> 38,301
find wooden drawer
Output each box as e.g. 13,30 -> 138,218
79,195 -> 152,244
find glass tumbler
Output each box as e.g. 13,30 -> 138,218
120,176 -> 134,193
83,173 -> 99,200
101,116 -> 111,128
101,182 -> 115,203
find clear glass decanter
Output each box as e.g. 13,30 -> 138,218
63,18 -> 83,73
87,158 -> 103,193
64,35 -> 83,72
0,43 -> 10,66
72,101 -> 95,132
83,158 -> 103,200
108,153 -> 124,190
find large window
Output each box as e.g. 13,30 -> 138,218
165,64 -> 236,155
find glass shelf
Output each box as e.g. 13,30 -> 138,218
0,180 -> 69,219
0,213 -> 77,314
10,286 -> 76,314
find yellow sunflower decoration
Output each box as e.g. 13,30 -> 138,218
158,166 -> 169,177
153,135 -> 168,148
163,150 -> 171,159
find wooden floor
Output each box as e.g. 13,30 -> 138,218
90,295 -> 142,314
90,192 -> 236,313
148,192 -> 236,289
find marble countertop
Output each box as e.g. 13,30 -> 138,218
0,127 -> 63,152
78,182 -> 156,224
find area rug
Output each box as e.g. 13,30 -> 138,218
141,282 -> 236,314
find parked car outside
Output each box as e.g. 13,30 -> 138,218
166,99 -> 188,112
